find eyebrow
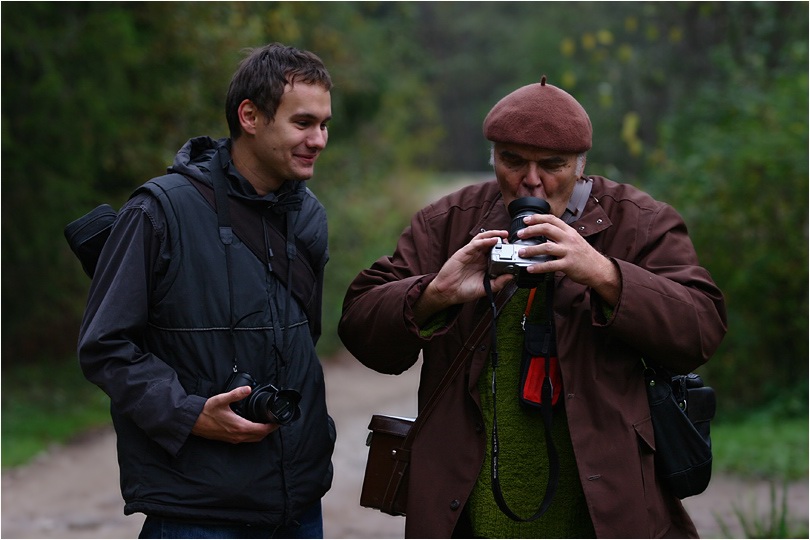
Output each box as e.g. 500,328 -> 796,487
500,150 -> 567,167
291,112 -> 332,123
499,150 -> 524,161
537,156 -> 567,167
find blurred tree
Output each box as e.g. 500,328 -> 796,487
644,4 -> 809,410
414,1 -> 581,171
2,2 -> 245,361
1,1 -> 441,360
1,2 -> 806,414
549,2 -> 809,410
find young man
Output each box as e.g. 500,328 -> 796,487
339,77 -> 727,537
78,43 -> 335,538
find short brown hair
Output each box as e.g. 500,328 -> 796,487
225,43 -> 332,139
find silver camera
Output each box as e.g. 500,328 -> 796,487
488,197 -> 552,288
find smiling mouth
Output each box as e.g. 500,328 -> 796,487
295,154 -> 318,165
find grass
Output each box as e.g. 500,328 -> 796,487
715,481 -> 810,539
1,357 -> 111,467
712,410 -> 809,482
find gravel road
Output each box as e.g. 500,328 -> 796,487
2,350 -> 806,538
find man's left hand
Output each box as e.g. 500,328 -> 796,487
515,213 -> 621,307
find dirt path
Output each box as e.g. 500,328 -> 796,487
2,350 -> 807,538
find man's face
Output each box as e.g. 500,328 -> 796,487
251,82 -> 332,192
492,142 -> 582,218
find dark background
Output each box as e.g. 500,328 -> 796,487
2,1 -> 807,414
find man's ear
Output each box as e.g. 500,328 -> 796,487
238,99 -> 259,136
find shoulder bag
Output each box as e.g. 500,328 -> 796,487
360,281 -> 517,516
643,359 -> 716,499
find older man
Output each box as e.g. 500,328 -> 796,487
339,77 -> 727,538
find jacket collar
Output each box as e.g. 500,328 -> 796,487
467,177 -> 612,239
573,188 -> 612,238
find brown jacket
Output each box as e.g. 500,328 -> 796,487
339,177 -> 727,538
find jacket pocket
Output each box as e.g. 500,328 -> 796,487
633,415 -> 656,495
634,416 -> 674,537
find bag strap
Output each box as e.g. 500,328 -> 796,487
406,279 -> 518,445
378,279 -> 518,514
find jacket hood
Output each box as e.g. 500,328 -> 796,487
168,136 -> 304,213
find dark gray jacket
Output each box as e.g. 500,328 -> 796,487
78,137 -> 334,526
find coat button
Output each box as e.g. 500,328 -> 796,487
475,422 -> 484,433
449,499 -> 461,511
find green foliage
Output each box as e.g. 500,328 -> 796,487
712,413 -> 808,482
638,6 -> 809,409
1,2 -> 807,417
544,1 -> 809,409
0,2 -> 441,360
1,2 -> 240,359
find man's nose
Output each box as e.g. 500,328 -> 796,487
524,162 -> 542,187
308,128 -> 328,150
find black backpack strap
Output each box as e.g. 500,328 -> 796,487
180,172 -> 322,339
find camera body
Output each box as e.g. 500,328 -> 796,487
223,371 -> 302,425
488,196 -> 552,288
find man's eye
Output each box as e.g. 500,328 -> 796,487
504,157 -> 525,167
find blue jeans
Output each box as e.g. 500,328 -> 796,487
138,502 -> 323,539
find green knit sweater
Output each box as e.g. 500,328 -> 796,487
466,286 -> 596,538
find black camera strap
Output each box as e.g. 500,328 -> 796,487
211,148 -> 239,373
210,146 -> 297,385
483,275 -> 559,522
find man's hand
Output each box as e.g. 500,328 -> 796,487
413,229 -> 513,325
515,213 -> 621,307
191,386 -> 278,443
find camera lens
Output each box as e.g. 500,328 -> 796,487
270,395 -> 296,424
507,197 -> 551,245
270,389 -> 302,425
246,389 -> 278,424
246,385 -> 302,425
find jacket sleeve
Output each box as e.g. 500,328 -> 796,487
338,209 -> 452,375
595,201 -> 727,373
77,194 -> 206,456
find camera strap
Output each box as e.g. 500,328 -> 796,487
211,148 -> 239,373
520,282 -> 562,408
483,275 -> 559,522
561,177 -> 593,225
210,146 -> 297,385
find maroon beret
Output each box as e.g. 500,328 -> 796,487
483,76 -> 592,153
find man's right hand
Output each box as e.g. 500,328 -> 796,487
413,229 -> 513,325
191,386 -> 278,443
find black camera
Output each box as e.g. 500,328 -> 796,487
223,371 -> 302,425
488,196 -> 552,288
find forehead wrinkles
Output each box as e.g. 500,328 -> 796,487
500,149 -> 572,169
499,142 -> 572,160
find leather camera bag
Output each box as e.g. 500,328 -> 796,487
360,414 -> 414,516
360,282 -> 517,516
